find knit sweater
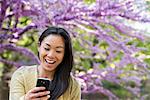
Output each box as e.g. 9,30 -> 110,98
9,65 -> 81,100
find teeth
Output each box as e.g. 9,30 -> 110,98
45,59 -> 55,64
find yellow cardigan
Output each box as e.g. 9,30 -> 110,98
9,65 -> 81,100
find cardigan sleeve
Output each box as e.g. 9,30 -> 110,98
70,77 -> 81,100
9,67 -> 26,100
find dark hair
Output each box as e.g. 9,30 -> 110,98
38,26 -> 73,100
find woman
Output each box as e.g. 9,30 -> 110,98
9,26 -> 81,100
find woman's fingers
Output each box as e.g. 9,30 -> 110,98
32,95 -> 50,100
40,95 -> 51,100
31,91 -> 50,98
25,87 -> 50,100
30,87 -> 46,93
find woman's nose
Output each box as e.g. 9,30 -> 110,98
47,50 -> 55,58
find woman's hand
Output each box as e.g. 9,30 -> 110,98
25,87 -> 50,100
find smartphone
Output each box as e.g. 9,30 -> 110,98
36,78 -> 50,91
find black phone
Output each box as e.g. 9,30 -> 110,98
36,78 -> 50,91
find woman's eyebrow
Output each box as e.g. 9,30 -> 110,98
45,43 -> 50,47
56,46 -> 64,49
45,43 -> 64,48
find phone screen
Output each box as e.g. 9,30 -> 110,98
36,78 -> 50,91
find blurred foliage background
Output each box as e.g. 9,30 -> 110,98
0,0 -> 150,100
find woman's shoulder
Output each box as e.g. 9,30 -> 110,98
69,74 -> 81,88
64,74 -> 81,99
13,65 -> 37,75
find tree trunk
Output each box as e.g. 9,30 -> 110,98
0,81 -> 9,100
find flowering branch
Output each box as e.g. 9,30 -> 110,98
0,0 -> 150,99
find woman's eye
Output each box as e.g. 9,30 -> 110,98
56,51 -> 62,53
44,48 -> 50,51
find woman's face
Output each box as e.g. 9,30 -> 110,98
38,34 -> 65,73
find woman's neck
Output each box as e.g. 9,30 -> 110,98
38,65 -> 54,80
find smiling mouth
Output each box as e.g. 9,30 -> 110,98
45,59 -> 56,64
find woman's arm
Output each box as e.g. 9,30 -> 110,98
9,68 -> 26,100
9,67 -> 50,100
70,77 -> 81,100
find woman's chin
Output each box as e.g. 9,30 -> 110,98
44,65 -> 56,71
